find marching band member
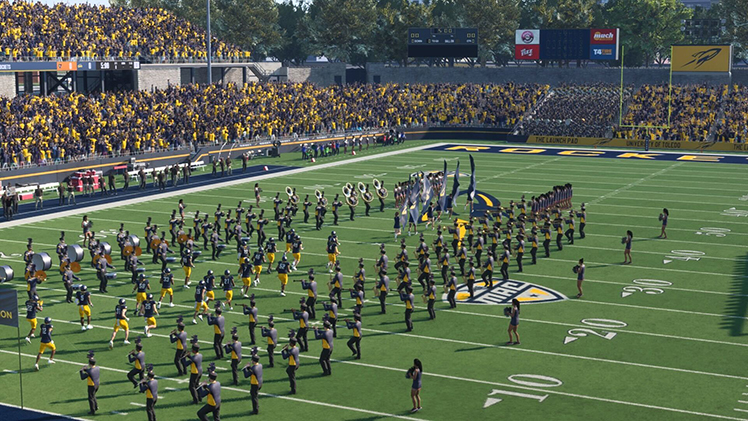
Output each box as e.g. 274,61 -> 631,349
207,307 -> 226,359
323,298 -> 339,338
345,313 -> 362,359
80,351 -> 99,415
376,271 -> 390,314
446,269 -> 457,308
261,317 -> 277,367
127,338 -> 146,387
292,304 -> 310,352
426,279 -> 436,320
244,355 -> 262,414
515,234 -> 525,273
141,367 -> 158,421
623,230 -> 633,265
313,321 -> 334,375
282,338 -> 300,394
330,265 -> 344,307
170,317 -> 188,375
243,297 -> 259,344
186,339 -> 203,404
225,328 -> 242,385
400,286 -> 415,332
301,274 -> 318,319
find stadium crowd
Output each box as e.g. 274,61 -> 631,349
0,0 -> 247,61
517,84 -> 632,138
713,85 -> 748,143
614,84 -> 724,142
0,82 -> 547,167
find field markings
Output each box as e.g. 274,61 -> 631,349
13,282 -> 748,382
6,316 -> 746,421
0,348 -> 427,421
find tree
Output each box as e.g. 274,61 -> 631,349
271,0 -> 315,65
721,0 -> 748,64
373,0 -> 434,65
309,0 -> 378,66
605,0 -> 692,67
213,0 -> 281,58
463,0 -> 520,66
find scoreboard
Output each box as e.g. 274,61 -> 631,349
515,28 -> 619,61
408,28 -> 478,58
539,29 -> 590,61
0,60 -> 140,72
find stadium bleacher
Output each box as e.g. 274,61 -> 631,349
713,85 -> 748,143
516,83 -> 632,138
0,82 -> 547,167
614,84 -> 725,142
0,0 -> 248,61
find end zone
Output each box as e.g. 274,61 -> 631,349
428,144 -> 748,165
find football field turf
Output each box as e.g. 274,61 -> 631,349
1,141 -> 747,420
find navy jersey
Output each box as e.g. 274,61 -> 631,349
115,304 -> 127,320
221,275 -> 234,291
25,300 -> 39,319
252,251 -> 264,266
136,279 -> 149,293
40,323 -> 53,343
161,274 -> 174,289
143,300 -> 157,318
277,261 -> 289,274
204,275 -> 215,291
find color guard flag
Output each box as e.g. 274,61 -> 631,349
450,160 -> 460,208
438,160 -> 448,212
466,154 -> 476,202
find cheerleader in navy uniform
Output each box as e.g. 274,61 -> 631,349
658,208 -> 669,239
394,212 -> 401,239
623,230 -> 633,264
406,359 -> 423,413
506,298 -> 520,345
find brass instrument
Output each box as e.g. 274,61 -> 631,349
345,188 -> 359,207
285,186 -> 294,200
363,185 -> 373,203
373,178 -> 388,199
315,190 -> 323,201
342,185 -> 352,199
357,182 -> 366,194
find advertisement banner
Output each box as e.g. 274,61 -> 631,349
515,45 -> 539,60
590,28 -> 618,45
590,44 -> 617,60
526,135 -> 748,152
515,29 -> 540,45
671,45 -> 732,72
0,289 -> 18,328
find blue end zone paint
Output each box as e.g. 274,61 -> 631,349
427,144 -> 748,165
3,164 -> 296,223
0,403 -> 78,420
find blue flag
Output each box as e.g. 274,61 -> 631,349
450,160 -> 460,208
467,154 -> 476,202
438,160 -> 448,211
0,289 -> 18,327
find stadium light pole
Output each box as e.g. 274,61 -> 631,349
207,0 -> 212,84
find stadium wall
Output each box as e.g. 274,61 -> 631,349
365,63 -> 746,86
0,127 -> 510,187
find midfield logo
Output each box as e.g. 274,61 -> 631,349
442,279 -> 567,305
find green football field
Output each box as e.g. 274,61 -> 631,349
1,141 -> 747,421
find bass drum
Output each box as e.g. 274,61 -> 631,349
0,265 -> 14,282
32,252 -> 52,271
128,235 -> 141,248
67,244 -> 85,262
100,242 -> 112,256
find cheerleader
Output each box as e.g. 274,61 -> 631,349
623,230 -> 633,265
658,208 -> 669,239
